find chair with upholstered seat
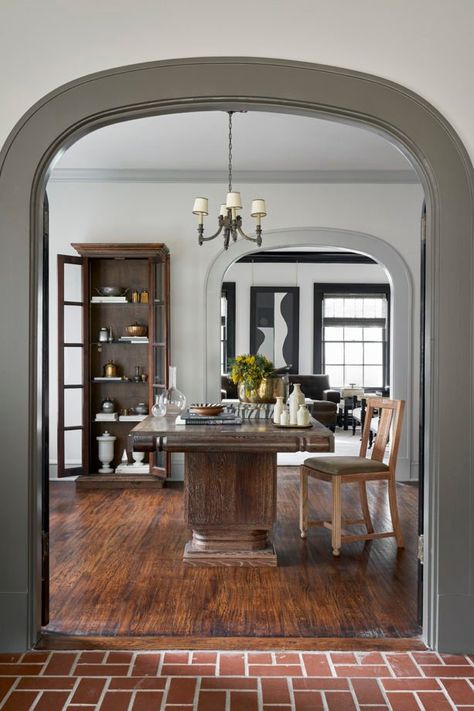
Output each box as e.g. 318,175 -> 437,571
299,397 -> 405,556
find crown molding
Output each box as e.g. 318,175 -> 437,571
49,168 -> 419,184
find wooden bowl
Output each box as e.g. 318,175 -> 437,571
124,324 -> 147,337
189,403 -> 224,416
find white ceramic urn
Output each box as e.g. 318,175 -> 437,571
96,430 -> 116,473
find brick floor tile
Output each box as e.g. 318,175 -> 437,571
131,653 -> 161,676
263,706 -> 292,711
75,663 -> 130,676
441,678 -> 474,704
293,690 -> 325,710
79,651 -> 106,663
325,691 -> 357,710
293,678 -> 349,691
131,690 -> 164,710
249,664 -> 303,677
218,654 -> 246,676
0,678 -> 16,702
422,665 -> 474,677
109,677 -> 167,690
230,690 -> 259,710
105,651 -> 133,664
162,664 -> 217,676
383,678 -> 441,691
43,652 -> 78,676
357,652 -> 386,665
0,654 -> 22,663
275,652 -> 301,664
166,677 -> 197,704
192,652 -> 217,664
164,706 -> 194,711
197,689 -> 227,710
21,652 -> 49,664
0,664 -> 45,676
164,651 -> 189,664
417,691 -> 454,710
201,677 -> 257,690
387,653 -> 422,677
99,691 -> 133,711
386,691 -> 422,710
439,653 -> 471,665
302,653 -> 332,677
2,691 -> 40,710
248,653 -> 273,664
261,677 -> 291,704
412,652 -> 441,664
351,678 -> 385,704
330,652 -> 357,664
71,677 -> 107,703
335,664 -> 390,677
33,691 -> 71,710
17,677 -> 76,690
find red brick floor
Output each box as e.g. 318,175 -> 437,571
0,651 -> 473,710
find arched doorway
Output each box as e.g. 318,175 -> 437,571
0,57 -> 472,652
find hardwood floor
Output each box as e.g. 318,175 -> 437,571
46,469 -> 420,639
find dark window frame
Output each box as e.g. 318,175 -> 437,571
221,281 -> 236,373
313,283 -> 391,391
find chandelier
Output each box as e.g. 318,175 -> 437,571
192,112 -> 267,250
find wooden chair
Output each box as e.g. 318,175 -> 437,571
299,397 -> 405,556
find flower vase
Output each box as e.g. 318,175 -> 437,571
159,365 -> 187,415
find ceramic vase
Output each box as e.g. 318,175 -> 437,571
297,404 -> 311,426
97,431 -> 116,473
289,383 -> 305,425
273,396 -> 284,424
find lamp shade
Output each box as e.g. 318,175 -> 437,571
219,204 -> 228,217
226,191 -> 242,209
192,197 -> 209,215
251,199 -> 267,217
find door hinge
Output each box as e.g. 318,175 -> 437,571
417,534 -> 424,565
42,531 -> 49,562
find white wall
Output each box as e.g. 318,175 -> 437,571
226,261 -> 388,371
47,178 -> 423,478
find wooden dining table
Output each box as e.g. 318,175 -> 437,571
130,416 -> 334,566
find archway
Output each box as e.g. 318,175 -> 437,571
0,57 -> 472,652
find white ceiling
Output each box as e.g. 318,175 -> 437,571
54,111 -> 416,177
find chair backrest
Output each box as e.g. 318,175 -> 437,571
359,398 -> 405,471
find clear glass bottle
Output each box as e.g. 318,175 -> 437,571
158,366 -> 187,416
151,394 -> 166,418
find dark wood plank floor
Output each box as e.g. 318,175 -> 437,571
46,469 -> 420,638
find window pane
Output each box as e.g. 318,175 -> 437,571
325,343 -> 344,364
324,298 -> 337,317
344,327 -> 362,341
343,298 -> 356,318
345,365 -> 363,386
362,298 -> 377,317
363,326 -> 383,341
364,365 -> 383,387
345,343 -> 363,364
324,326 -> 343,341
364,342 -> 383,364
354,299 -> 364,318
333,299 -> 344,317
325,365 -> 343,388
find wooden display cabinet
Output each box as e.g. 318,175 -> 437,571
57,243 -> 170,487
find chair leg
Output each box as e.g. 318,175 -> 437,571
388,476 -> 404,548
331,477 -> 342,556
358,481 -> 374,534
299,468 -> 308,539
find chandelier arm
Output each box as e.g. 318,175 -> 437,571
235,223 -> 260,243
197,221 -> 225,245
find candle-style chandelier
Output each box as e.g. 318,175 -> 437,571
192,111 -> 267,250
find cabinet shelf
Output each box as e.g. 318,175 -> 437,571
92,340 -> 149,346
92,379 -> 147,384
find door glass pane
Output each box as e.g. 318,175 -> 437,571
325,365 -> 343,388
153,346 -> 165,386
64,429 -> 82,469
324,326 -> 343,341
325,343 -> 344,364
364,342 -> 383,364
64,347 -> 83,386
64,262 -> 82,302
64,305 -> 83,343
64,388 -> 83,427
345,365 -> 363,386
364,365 -> 383,387
154,305 -> 165,343
345,343 -> 363,364
155,262 -> 164,302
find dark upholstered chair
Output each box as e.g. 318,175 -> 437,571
289,374 -> 340,429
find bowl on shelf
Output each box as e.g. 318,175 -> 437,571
189,403 -> 224,416
124,323 -> 148,337
96,286 -> 128,297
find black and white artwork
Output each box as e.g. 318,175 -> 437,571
250,287 -> 299,373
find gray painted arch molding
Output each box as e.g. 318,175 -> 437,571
0,57 -> 473,652
205,227 -> 414,483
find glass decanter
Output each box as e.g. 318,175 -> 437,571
158,366 -> 187,415
151,393 -> 166,418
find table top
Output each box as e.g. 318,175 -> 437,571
130,415 -> 334,454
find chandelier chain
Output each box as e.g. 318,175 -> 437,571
228,111 -> 233,194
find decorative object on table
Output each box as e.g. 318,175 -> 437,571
192,111 -> 266,250
289,382 -> 305,424
280,408 -> 290,426
250,286 -> 299,375
189,403 -> 224,416
125,323 -> 147,337
158,365 -> 187,415
96,286 -> 128,297
230,354 -> 284,403
134,402 -> 148,415
151,395 -> 166,418
98,327 -> 110,343
297,403 -> 311,426
96,431 -> 116,473
132,365 -> 142,383
273,396 -> 284,424
101,396 -> 115,413
178,410 -> 242,426
103,360 -> 118,378
140,289 -> 149,303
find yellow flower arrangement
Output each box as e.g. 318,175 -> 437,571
229,353 -> 274,391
